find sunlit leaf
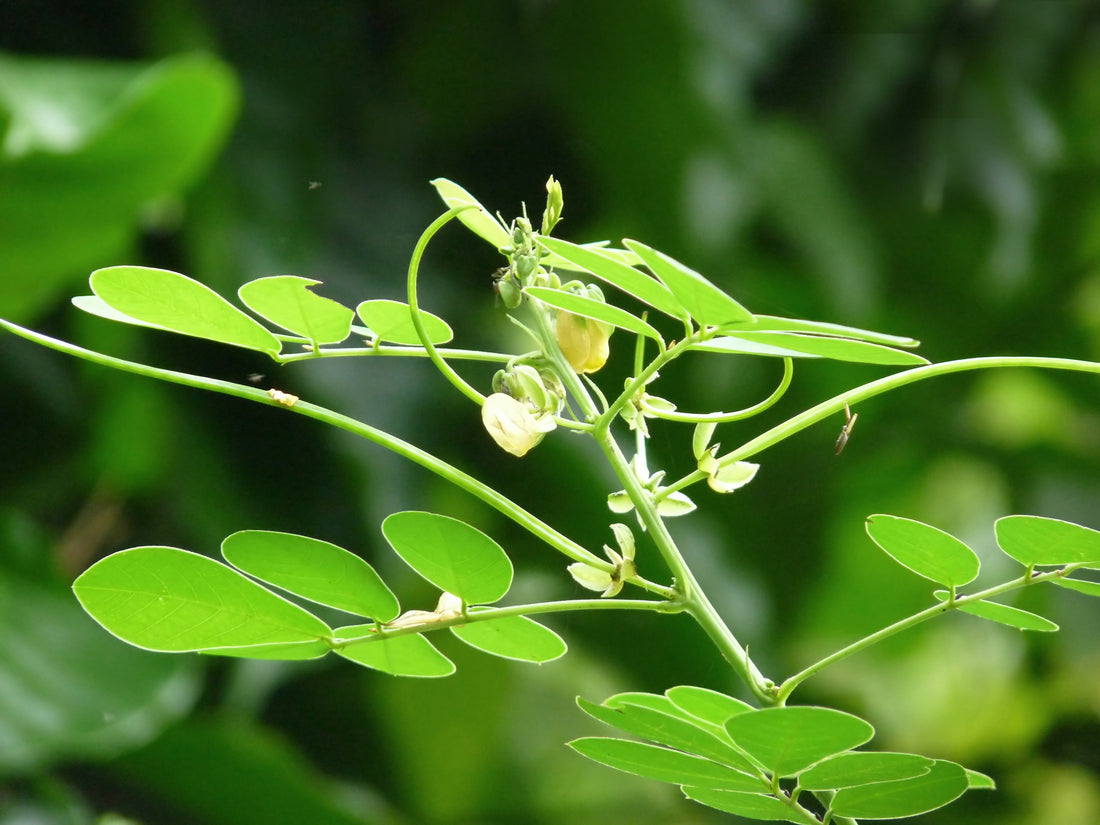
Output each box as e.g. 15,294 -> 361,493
569,738 -> 764,792
333,624 -> 455,677
681,788 -> 795,821
865,515 -> 980,587
1051,577 -> 1100,597
830,759 -> 969,819
666,686 -> 754,728
525,286 -> 661,340
238,276 -> 354,344
743,315 -> 919,348
73,546 -> 331,652
966,769 -> 996,790
221,530 -> 399,622
934,591 -> 1059,631
356,299 -> 453,346
381,511 -> 512,604
995,515 -> 1100,568
725,706 -> 874,777
450,612 -> 566,663
536,236 -> 687,318
623,239 -> 754,326
798,752 -> 934,791
577,697 -> 756,773
431,177 -> 511,249
90,266 -> 281,354
201,640 -> 330,661
696,333 -> 927,365
72,294 -> 165,328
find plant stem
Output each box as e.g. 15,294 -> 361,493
775,564 -> 1081,704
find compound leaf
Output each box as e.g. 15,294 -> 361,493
221,530 -> 399,622
866,515 -> 980,587
73,546 -> 331,652
381,511 -> 512,604
90,266 -> 281,354
238,276 -> 353,344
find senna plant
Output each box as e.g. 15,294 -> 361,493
4,177 -> 1100,823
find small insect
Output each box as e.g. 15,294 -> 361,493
267,388 -> 300,407
247,373 -> 265,384
835,402 -> 858,455
308,181 -> 322,190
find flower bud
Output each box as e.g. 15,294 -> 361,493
556,311 -> 611,374
481,392 -> 556,457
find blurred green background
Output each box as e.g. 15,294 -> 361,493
3,1 -> 1100,823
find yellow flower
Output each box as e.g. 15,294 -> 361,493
481,392 -> 556,457
556,311 -> 611,373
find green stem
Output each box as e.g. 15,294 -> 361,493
662,355 -> 1100,500
775,564 -> 1082,704
332,596 -> 687,647
0,318 -> 606,569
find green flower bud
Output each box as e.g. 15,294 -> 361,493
542,175 -> 564,235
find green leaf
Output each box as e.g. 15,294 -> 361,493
623,238 -> 754,326
237,276 -> 354,344
798,752 -> 934,791
535,236 -> 687,318
682,788 -> 797,821
381,511 -> 513,604
72,293 -> 169,328
356,299 -> 453,346
90,266 -> 281,354
430,177 -> 511,249
995,515 -> 1100,567
696,333 -> 928,365
966,769 -> 996,790
333,625 -> 455,677
525,286 -> 661,340
830,759 -> 970,819
577,697 -> 757,773
450,612 -> 566,663
569,738 -> 765,792
221,530 -> 399,622
933,591 -> 1059,631
72,546 -> 332,652
1051,576 -> 1100,597
725,706 -> 874,777
201,640 -> 330,661
666,686 -> 754,727
745,315 -> 920,348
865,515 -> 980,587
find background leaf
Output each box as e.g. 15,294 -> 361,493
381,511 -> 512,604
356,299 -> 453,345
865,515 -> 981,587
221,530 -> 399,622
237,276 -> 354,344
73,546 -> 332,651
90,266 -> 282,354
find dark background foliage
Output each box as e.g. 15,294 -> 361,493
2,1 -> 1100,823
